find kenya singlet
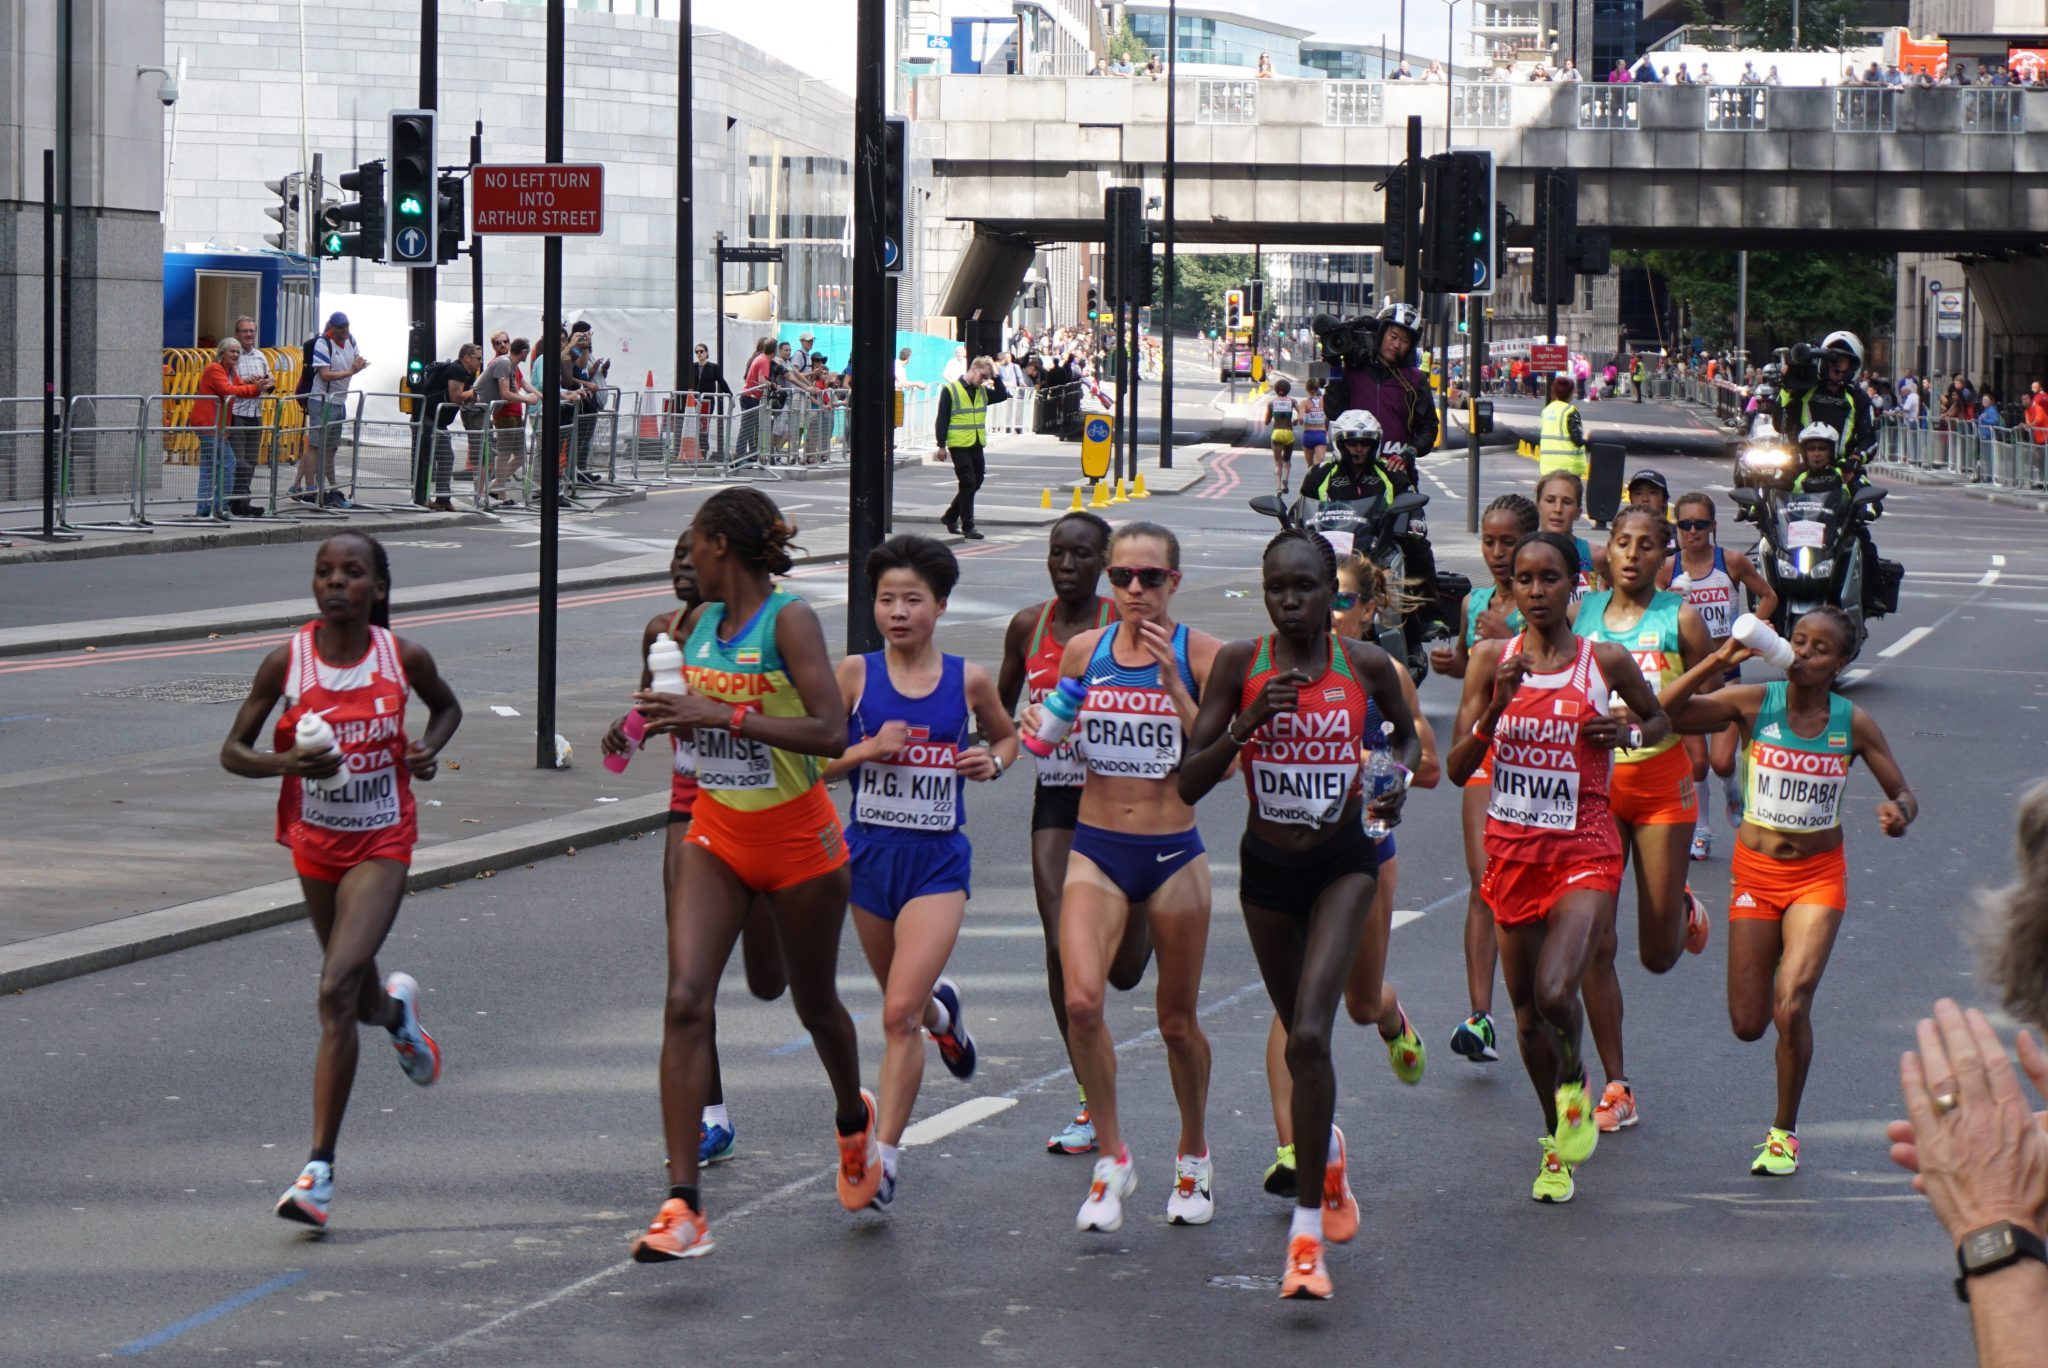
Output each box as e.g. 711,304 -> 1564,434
1238,634 -> 1368,827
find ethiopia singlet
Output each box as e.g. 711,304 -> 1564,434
1076,622 -> 1197,781
1464,582 -> 1525,651
1670,546 -> 1737,643
682,590 -> 824,811
847,651 -> 972,836
1743,683 -> 1855,834
1023,597 -> 1114,789
1575,588 -> 1684,764
1238,634 -> 1368,826
1484,634 -> 1620,862
273,622 -> 416,865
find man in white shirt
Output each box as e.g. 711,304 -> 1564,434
226,315 -> 275,517
299,311 -> 368,507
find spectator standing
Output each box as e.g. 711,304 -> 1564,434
427,343 -> 483,511
1560,58 -> 1582,82
1256,52 -> 1273,78
934,354 -> 1010,540
1424,60 -> 1446,81
479,336 -> 540,506
1089,57 -> 1109,76
942,343 -> 969,385
1609,59 -> 1633,82
1699,61 -> 1717,85
297,311 -> 367,508
1145,54 -> 1163,80
791,331 -> 815,372
191,337 -> 267,519
1977,391 -> 2003,435
895,346 -> 929,394
1392,60 -> 1414,79
2026,383 -> 2048,443
225,315 -> 274,518
1766,65 -> 1783,85
567,331 -> 606,482
1900,378 -> 1923,425
1110,53 -> 1134,76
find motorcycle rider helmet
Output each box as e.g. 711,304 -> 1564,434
1797,421 -> 1840,459
1761,361 -> 1784,387
1819,330 -> 1864,384
1375,303 -> 1422,349
1329,408 -> 1383,449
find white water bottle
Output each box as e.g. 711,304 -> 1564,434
1361,721 -> 1399,837
1731,613 -> 1796,670
649,632 -> 686,695
294,711 -> 341,797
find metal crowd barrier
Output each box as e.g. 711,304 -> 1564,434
1880,416 -> 2048,489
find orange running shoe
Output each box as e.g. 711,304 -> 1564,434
1280,1234 -> 1333,1300
1321,1125 -> 1360,1245
836,1087 -> 883,1211
1594,1079 -> 1639,1132
631,1197 -> 712,1261
1685,886 -> 1711,955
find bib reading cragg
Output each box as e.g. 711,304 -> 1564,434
1075,622 -> 1196,782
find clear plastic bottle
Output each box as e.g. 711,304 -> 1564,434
1362,720 -> 1398,837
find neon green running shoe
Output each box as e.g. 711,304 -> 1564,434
1532,1137 -> 1575,1203
1552,1075 -> 1599,1167
1384,1010 -> 1426,1086
1262,1143 -> 1297,1198
1751,1127 -> 1800,1177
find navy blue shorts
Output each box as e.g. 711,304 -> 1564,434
847,829 -> 972,921
1070,822 -> 1205,905
1375,833 -> 1396,863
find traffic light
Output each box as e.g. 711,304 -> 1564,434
1244,279 -> 1263,317
1457,295 -> 1469,334
1382,164 -> 1409,268
1534,168 -> 1579,307
435,173 -> 464,264
386,110 -> 438,266
263,174 -> 301,255
1087,287 -> 1100,321
1225,288 -> 1245,332
323,160 -> 385,260
1420,150 -> 1492,295
1573,230 -> 1612,277
881,116 -> 908,275
1104,185 -> 1148,307
1495,200 -> 1512,290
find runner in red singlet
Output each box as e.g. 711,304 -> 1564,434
221,532 -> 462,1229
1445,531 -> 1669,1204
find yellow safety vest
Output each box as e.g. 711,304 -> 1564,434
1538,399 -> 1587,478
1781,388 -> 1855,454
944,381 -> 988,448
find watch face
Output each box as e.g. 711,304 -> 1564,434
1967,1226 -> 2016,1266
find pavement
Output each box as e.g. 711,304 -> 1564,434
4,397 -> 2041,1362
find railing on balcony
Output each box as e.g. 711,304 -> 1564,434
1452,82 -> 1514,128
1195,78 -> 1259,125
1833,86 -> 1896,132
1962,87 -> 2026,133
1322,80 -> 1385,127
1705,86 -> 1768,131
1577,85 -> 1640,130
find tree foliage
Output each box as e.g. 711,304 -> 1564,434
1736,0 -> 1862,51
1155,253 -> 1257,333
1619,249 -> 1895,354
1106,18 -> 1148,64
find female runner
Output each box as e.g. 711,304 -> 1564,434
629,488 -> 872,1261
601,531 -> 785,1168
1658,607 -> 1914,1174
1427,493 -> 1539,1064
1265,377 -> 1299,496
1445,531 -> 1669,1203
1057,521 -> 1223,1234
1182,531 -> 1419,1298
220,532 -> 462,1228
1660,490 -> 1777,859
997,512 -> 1153,1154
1574,504 -> 1715,1135
825,535 -> 1017,1206
1257,552 -> 1437,1202
1533,469 -> 1608,604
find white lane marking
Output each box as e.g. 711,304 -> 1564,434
1841,668 -> 1871,683
1979,567 -> 2003,587
901,1096 -> 1018,1147
1993,554 -> 2008,566
489,705 -> 521,717
1877,626 -> 1933,659
1391,909 -> 1425,930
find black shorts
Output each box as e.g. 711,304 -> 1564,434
1031,782 -> 1083,833
1238,823 -> 1380,917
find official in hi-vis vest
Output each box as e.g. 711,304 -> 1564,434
1538,372 -> 1589,479
934,354 -> 1010,540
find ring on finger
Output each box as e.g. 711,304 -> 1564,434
1932,1092 -> 1960,1117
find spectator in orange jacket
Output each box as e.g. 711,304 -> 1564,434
2025,381 -> 2048,443
191,337 -> 270,519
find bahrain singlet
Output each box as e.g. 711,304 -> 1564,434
1238,634 -> 1368,827
1484,634 -> 1620,863
274,622 -> 416,866
1023,597 -> 1114,789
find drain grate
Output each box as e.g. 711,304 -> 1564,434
90,675 -> 253,704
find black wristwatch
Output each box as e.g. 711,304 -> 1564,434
1954,1220 -> 2048,1302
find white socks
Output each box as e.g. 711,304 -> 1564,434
927,997 -> 952,1038
1327,1129 -> 1344,1164
701,1103 -> 730,1129
878,1141 -> 900,1178
1289,1204 -> 1323,1241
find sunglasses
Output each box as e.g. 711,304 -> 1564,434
1106,565 -> 1178,590
1330,591 -> 1362,612
1674,518 -> 1714,532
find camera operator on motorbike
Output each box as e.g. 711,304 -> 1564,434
1298,408 -> 1453,649
1779,333 -> 1875,477
1787,422 -> 1886,617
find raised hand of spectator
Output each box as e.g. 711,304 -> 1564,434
1888,999 -> 2048,1240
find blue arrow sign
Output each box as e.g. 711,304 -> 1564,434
883,237 -> 900,270
395,226 -> 429,261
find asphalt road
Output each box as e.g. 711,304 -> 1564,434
4,429 -> 2044,1365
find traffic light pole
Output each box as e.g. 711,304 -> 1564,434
675,0 -> 693,393
1466,306 -> 1484,534
1158,6 -> 1176,472
1543,170 -> 1561,349
846,0 -> 889,655
470,120 -> 483,351
536,0 -> 565,769
409,0 -> 440,509
1403,116 -> 1422,307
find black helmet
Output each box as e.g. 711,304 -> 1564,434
1376,303 -> 1422,347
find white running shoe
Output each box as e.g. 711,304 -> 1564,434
276,1160 -> 333,1228
1076,1148 -> 1136,1233
1166,1152 -> 1214,1226
383,972 -> 441,1086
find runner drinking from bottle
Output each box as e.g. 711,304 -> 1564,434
601,531 -> 785,1169
825,535 -> 1018,1207
220,532 -> 462,1229
998,512 -> 1153,1155
1181,532 -> 1420,1298
1574,504 -> 1715,1135
1657,606 -> 1915,1175
628,488 -> 875,1262
1428,494 -> 1539,1064
1057,522 -> 1223,1234
1445,531 -> 1670,1203
1660,490 -> 1777,858
1258,553 -> 1438,1204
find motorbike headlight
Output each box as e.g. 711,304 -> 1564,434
1776,554 -> 1802,579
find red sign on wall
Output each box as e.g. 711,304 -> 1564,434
1530,343 -> 1569,374
471,164 -> 606,235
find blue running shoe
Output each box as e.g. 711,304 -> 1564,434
276,1160 -> 333,1228
1450,1012 -> 1500,1063
384,972 -> 441,1086
699,1121 -> 737,1166
1048,1107 -> 1097,1155
929,977 -> 977,1080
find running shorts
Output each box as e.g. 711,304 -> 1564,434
848,829 -> 973,921
1608,743 -> 1698,827
1729,841 -> 1847,922
1031,781 -> 1083,833
1272,428 -> 1295,448
686,784 -> 847,893
1238,823 -> 1379,918
1069,822 -> 1205,905
1481,852 -> 1624,928
293,847 -> 410,884
1375,834 -> 1396,863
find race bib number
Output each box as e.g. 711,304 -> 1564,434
694,727 -> 775,791
1687,583 -> 1735,639
1078,687 -> 1182,780
1746,744 -> 1849,831
301,757 -> 401,834
672,733 -> 698,778
1487,759 -> 1581,830
853,740 -> 959,831
1786,520 -> 1827,550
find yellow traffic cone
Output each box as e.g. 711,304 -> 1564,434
1041,487 -> 1053,510
1089,481 -> 1110,509
1111,478 -> 1129,504
1068,485 -> 1084,511
1131,472 -> 1150,498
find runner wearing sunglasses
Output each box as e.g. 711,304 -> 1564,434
1055,522 -> 1224,1234
1661,491 -> 1777,859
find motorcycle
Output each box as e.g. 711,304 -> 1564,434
1731,482 -> 1888,657
1247,486 -> 1463,683
1733,416 -> 1797,492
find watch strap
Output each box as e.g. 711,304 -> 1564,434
1954,1221 -> 2048,1303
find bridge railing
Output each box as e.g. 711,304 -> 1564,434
1962,87 -> 2027,133
1833,87 -> 1896,132
1705,87 -> 1769,131
1451,82 -> 1515,128
1194,79 -> 1258,125
1322,81 -> 1385,127
1577,85 -> 1640,130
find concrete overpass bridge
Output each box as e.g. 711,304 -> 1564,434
914,74 -> 2048,348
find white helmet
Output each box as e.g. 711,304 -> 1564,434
1820,330 -> 1864,381
1329,409 -> 1383,445
1797,421 -> 1840,449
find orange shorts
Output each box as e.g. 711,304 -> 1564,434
1608,744 -> 1698,827
686,784 -> 847,894
1482,853 -> 1624,927
1729,841 -> 1847,921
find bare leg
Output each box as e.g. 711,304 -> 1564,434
1731,903 -> 1844,1130
1632,817 -> 1696,973
1460,784 -> 1499,1017
853,893 -> 967,1147
1498,893 -> 1607,1131
1059,857 -> 1134,1158
766,864 -> 865,1134
658,846 -> 749,1191
302,860 -> 410,1156
1146,859 -> 1216,1159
